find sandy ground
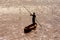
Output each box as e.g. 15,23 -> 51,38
0,0 -> 60,40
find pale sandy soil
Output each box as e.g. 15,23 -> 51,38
0,0 -> 60,40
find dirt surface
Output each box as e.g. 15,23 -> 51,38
0,0 -> 60,40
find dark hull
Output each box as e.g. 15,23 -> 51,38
24,23 -> 37,33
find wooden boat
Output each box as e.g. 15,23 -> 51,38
24,23 -> 37,33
